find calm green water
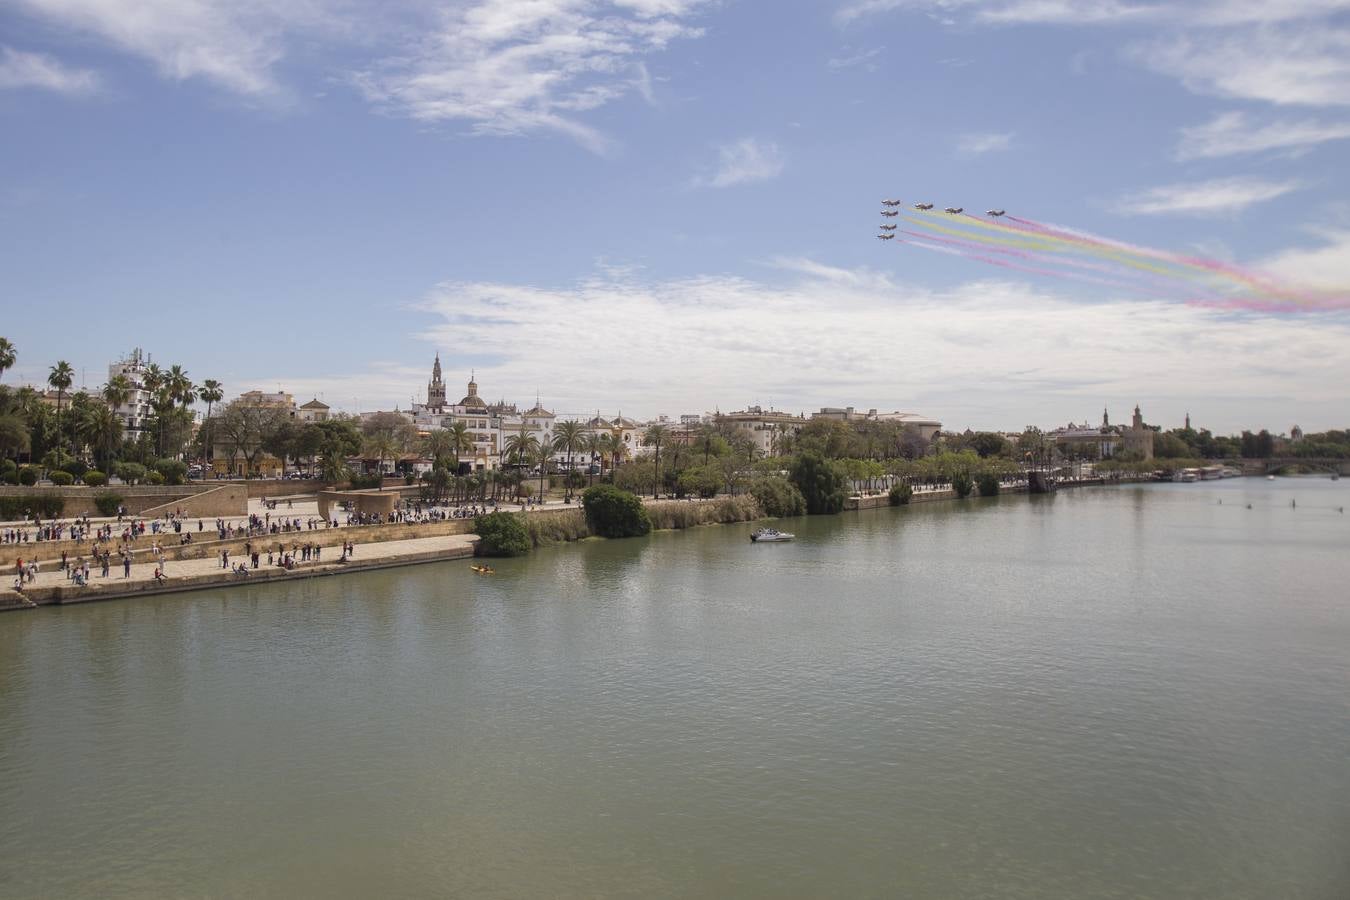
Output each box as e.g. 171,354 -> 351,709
2,481 -> 1349,899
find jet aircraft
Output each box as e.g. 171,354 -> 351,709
880,210 -> 899,217
987,209 -> 1006,217
879,224 -> 897,231
877,233 -> 895,240
914,203 -> 934,210
944,207 -> 963,214
881,199 -> 902,207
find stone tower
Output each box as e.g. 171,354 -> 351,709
427,353 -> 447,411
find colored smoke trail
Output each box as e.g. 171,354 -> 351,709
884,204 -> 1350,312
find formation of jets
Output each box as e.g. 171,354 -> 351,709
878,199 -> 1007,242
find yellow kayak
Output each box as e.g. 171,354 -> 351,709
470,564 -> 496,575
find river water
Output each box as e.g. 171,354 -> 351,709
2,480 -> 1348,899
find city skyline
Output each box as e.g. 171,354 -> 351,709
3,1 -> 1349,432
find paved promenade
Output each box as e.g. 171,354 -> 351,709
3,533 -> 479,610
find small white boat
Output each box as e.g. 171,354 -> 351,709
750,528 -> 794,543
1267,474 -> 1276,481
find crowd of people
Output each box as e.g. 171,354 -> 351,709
4,494 -> 510,594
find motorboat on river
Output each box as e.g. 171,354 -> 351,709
750,528 -> 795,543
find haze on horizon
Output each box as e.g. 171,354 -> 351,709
3,0 -> 1349,434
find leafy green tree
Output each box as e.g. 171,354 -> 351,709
676,463 -> 724,498
750,476 -> 807,517
888,483 -> 913,505
789,451 -> 847,515
113,461 -> 147,484
795,419 -> 852,459
1154,432 -> 1192,459
581,484 -> 651,538
474,511 -> 531,557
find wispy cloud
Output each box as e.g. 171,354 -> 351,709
827,46 -> 884,71
1128,27 -> 1350,106
692,138 -> 785,188
1260,227 -> 1350,290
1176,111 -> 1350,160
397,262 -> 1350,430
0,46 -> 99,94
8,0 -> 321,96
1114,176 -> 1302,216
353,0 -> 708,154
956,131 -> 1013,156
836,1 -> 1350,108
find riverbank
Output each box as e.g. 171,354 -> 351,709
0,533 -> 479,610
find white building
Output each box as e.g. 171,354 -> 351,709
105,348 -> 155,439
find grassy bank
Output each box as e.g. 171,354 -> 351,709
523,496 -> 763,547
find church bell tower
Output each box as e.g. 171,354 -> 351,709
427,353 -> 447,411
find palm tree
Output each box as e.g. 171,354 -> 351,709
363,432 -> 399,487
0,337 -> 15,383
552,420 -> 584,499
78,404 -> 123,472
102,374 -> 132,411
582,431 -> 605,486
167,365 -> 193,406
533,443 -> 551,501
423,430 -> 458,471
47,360 -> 74,456
595,431 -> 623,477
198,378 -> 223,468
444,421 -> 474,472
643,424 -> 668,499
503,431 -> 540,470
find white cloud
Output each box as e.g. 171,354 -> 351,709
838,0 -> 1350,27
8,0 -> 327,96
1114,176 -> 1302,216
827,46 -> 884,70
956,131 -> 1013,156
1260,228 -> 1350,290
0,46 -> 99,94
385,262 -> 1350,431
353,0 -> 708,154
1130,27 -> 1350,106
836,1 -> 1350,108
1177,111 -> 1350,159
692,138 -> 785,188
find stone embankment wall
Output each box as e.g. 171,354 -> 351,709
0,536 -> 478,610
0,483 -> 248,518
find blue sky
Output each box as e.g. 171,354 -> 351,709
3,0 -> 1349,432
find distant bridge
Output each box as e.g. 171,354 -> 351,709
1258,457 -> 1349,475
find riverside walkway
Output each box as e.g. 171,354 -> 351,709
2,533 -> 478,610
